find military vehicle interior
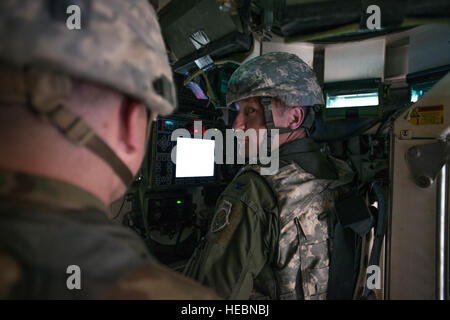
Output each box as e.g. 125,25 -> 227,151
110,0 -> 450,300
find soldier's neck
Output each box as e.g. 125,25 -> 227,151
278,128 -> 307,147
0,141 -> 123,209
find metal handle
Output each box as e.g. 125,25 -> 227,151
436,162 -> 449,300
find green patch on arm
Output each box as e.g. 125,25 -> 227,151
183,172 -> 278,299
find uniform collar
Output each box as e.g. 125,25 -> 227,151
278,137 -> 321,156
0,168 -> 109,216
276,137 -> 338,180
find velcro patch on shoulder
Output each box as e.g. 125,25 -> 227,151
235,182 -> 246,190
210,200 -> 233,233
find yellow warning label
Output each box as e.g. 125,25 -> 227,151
408,105 -> 444,125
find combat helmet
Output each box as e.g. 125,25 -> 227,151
0,0 -> 176,187
226,52 -> 324,134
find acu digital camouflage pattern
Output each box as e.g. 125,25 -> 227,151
0,0 -> 176,115
0,168 -> 220,299
226,52 -> 324,108
243,157 -> 354,300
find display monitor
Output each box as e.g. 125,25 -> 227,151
410,80 -> 438,103
323,79 -> 383,120
326,90 -> 379,108
175,138 -> 215,178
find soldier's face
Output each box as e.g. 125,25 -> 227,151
233,97 -> 267,158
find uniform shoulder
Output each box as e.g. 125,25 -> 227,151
225,169 -> 277,211
106,263 -> 220,300
0,251 -> 22,299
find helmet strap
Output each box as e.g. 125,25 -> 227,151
260,97 -> 315,136
0,66 -> 134,188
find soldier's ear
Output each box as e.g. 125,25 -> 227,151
120,99 -> 147,153
288,106 -> 305,130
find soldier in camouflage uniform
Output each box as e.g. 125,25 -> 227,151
0,0 -> 218,299
184,52 -> 354,300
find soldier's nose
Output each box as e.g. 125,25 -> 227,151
232,113 -> 246,131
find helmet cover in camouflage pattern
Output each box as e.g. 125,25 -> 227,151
0,0 -> 176,116
226,52 -> 324,108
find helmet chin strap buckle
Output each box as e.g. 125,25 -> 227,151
260,97 -> 275,130
260,96 -> 311,135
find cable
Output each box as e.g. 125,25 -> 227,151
112,195 -> 127,220
375,103 -> 411,137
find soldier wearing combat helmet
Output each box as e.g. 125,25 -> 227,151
184,52 -> 353,300
0,0 -> 218,299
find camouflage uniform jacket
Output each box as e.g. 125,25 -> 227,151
184,138 -> 353,300
0,169 -> 218,299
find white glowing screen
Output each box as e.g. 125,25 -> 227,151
326,91 -> 379,108
175,138 -> 215,178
